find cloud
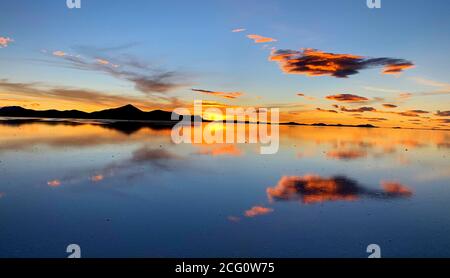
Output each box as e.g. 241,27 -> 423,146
247,34 -> 277,43
52,50 -> 67,57
0,37 -> 13,48
340,106 -> 376,113
232,28 -> 246,33
0,79 -> 186,111
267,175 -> 413,205
269,48 -> 414,78
297,93 -> 316,100
436,110 -> 450,117
46,46 -> 187,95
396,110 -> 429,117
382,104 -> 398,108
316,108 -> 338,113
191,88 -> 243,99
326,94 -> 368,102
244,206 -> 274,217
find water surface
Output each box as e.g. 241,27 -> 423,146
0,119 -> 449,257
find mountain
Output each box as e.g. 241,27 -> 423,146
0,104 -> 185,122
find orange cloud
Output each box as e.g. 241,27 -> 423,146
244,206 -> 274,217
0,37 -> 13,48
383,63 -> 415,74
247,34 -> 277,43
269,48 -> 413,78
52,50 -> 67,57
191,88 -> 243,99
326,94 -> 368,102
47,180 -> 61,187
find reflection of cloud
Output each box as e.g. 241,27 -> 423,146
326,94 -> 368,102
191,88 -> 243,99
227,216 -> 241,222
247,34 -> 277,43
90,175 -> 104,182
269,48 -> 413,78
267,175 -> 413,205
47,180 -> 61,187
244,206 -> 274,217
326,150 -> 367,160
45,146 -> 182,187
195,145 -> 242,157
381,181 -> 413,197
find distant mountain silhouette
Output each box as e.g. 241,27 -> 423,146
0,104 -> 200,122
280,122 -> 377,128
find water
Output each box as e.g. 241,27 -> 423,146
0,119 -> 449,258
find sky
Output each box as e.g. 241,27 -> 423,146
0,0 -> 449,128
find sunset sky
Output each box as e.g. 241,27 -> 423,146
0,0 -> 449,128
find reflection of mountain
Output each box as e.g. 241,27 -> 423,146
267,175 -> 412,204
0,104 -> 198,122
281,122 -> 377,128
0,118 -> 174,135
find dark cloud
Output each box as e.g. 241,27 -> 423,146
382,104 -> 398,108
326,94 -> 368,102
316,108 -> 338,113
269,48 -> 414,78
436,110 -> 450,117
340,106 -> 376,113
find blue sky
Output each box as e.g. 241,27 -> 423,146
0,0 -> 449,127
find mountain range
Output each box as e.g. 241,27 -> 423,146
0,104 -> 187,122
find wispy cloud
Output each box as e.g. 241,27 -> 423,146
191,88 -> 243,99
269,48 -> 414,78
0,79 -> 187,111
232,28 -> 246,33
44,46 -> 188,95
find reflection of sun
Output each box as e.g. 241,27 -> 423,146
204,112 -> 226,121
